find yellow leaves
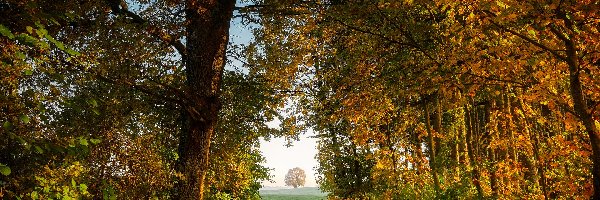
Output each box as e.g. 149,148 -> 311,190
495,0 -> 508,9
526,26 -> 537,38
257,0 -> 598,198
33,162 -> 91,199
468,12 -> 476,21
375,159 -> 386,170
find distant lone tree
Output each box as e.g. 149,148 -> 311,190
284,167 -> 306,188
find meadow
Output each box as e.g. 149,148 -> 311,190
259,187 -> 327,200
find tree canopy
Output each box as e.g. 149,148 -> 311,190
284,167 -> 306,188
251,0 -> 600,199
1,0 -> 599,199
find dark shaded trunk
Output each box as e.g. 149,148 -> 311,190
433,95 -> 443,157
384,131 -> 398,173
533,129 -> 549,200
565,40 -> 600,200
487,100 -> 498,197
177,0 -> 235,199
552,13 -> 600,199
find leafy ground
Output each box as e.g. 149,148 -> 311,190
259,187 -> 327,200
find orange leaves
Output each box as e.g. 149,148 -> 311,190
564,113 -> 580,132
254,0 -> 600,198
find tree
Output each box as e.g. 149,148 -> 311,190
284,167 -> 306,188
0,0 -> 274,199
252,0 -> 598,199
2,0 -> 599,199
175,0 -> 236,198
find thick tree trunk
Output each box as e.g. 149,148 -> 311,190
564,39 -> 600,200
544,13 -> 600,199
177,0 -> 235,199
549,14 -> 600,198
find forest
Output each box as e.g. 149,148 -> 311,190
1,0 -> 599,199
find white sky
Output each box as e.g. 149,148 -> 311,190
259,130 -> 320,187
228,10 -> 320,188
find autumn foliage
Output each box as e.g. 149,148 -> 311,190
251,0 -> 600,199
1,0 -> 599,199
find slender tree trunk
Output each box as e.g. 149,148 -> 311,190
515,94 -> 538,193
487,100 -> 498,197
425,103 -> 441,192
534,104 -> 551,199
465,104 -> 483,198
177,0 -> 235,199
384,131 -> 398,173
533,127 -> 549,200
413,120 -> 425,174
433,95 -> 443,157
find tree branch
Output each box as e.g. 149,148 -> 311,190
482,11 -> 567,62
106,0 -> 187,59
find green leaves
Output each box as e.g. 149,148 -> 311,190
65,49 -> 81,56
0,163 -> 11,176
26,26 -> 34,34
34,145 -> 44,154
16,33 -> 40,47
103,185 -> 117,200
20,114 -> 30,124
79,138 -> 88,146
0,24 -> 15,39
2,23 -> 78,57
45,34 -> 65,51
90,138 -> 101,145
15,51 -> 27,60
3,121 -> 12,130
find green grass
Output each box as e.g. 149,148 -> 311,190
259,187 -> 327,200
260,194 -> 326,200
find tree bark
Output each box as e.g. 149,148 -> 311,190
465,104 -> 484,198
177,0 -> 235,199
551,12 -> 600,199
425,103 -> 441,192
433,95 -> 443,156
564,37 -> 600,200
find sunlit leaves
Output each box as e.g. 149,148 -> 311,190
0,163 -> 11,176
253,0 -> 598,198
0,24 -> 15,39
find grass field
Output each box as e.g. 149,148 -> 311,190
259,187 -> 327,200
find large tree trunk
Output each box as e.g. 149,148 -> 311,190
177,0 -> 235,199
552,13 -> 600,199
564,38 -> 600,200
